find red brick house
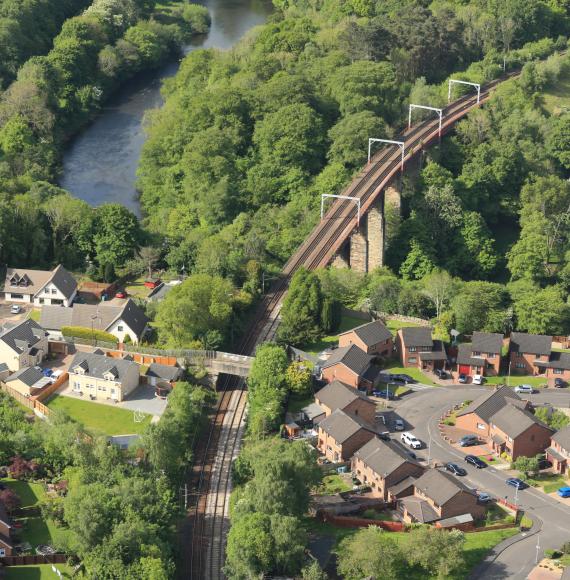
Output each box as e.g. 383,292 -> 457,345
454,332 -> 503,380
315,380 -> 377,424
396,327 -> 447,372
399,469 -> 484,524
317,409 -> 377,462
535,352 -> 570,388
338,319 -> 393,357
509,333 -> 552,376
547,425 -> 570,474
351,438 -> 424,500
0,502 -> 14,557
320,345 -> 381,391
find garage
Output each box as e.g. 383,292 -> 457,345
459,365 -> 471,375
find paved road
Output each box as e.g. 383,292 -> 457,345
391,384 -> 570,580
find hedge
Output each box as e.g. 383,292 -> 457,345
61,326 -> 118,344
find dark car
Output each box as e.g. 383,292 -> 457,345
465,455 -> 486,469
458,373 -> 467,383
391,374 -> 417,384
372,390 -> 397,400
445,462 -> 467,476
459,435 -> 479,447
435,369 -> 448,379
506,477 -> 528,490
554,378 -> 566,388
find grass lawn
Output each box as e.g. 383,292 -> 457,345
478,454 -> 505,466
542,68 -> 570,114
481,503 -> 515,526
526,473 -> 569,494
303,315 -> 366,356
6,565 -> 73,579
315,474 -> 352,495
27,309 -> 40,322
361,508 -> 395,521
2,478 -> 45,508
383,362 -> 438,386
384,319 -> 422,334
47,395 -> 151,436
484,375 -> 546,388
124,276 -> 152,300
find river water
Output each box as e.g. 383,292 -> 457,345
60,0 -> 271,215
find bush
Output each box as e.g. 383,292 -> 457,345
545,549 -> 562,559
61,326 -> 118,344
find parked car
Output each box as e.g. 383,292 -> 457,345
372,390 -> 397,400
42,368 -> 53,378
506,477 -> 528,490
378,431 -> 391,441
115,290 -> 127,299
394,419 -> 405,431
435,369 -> 448,379
476,491 -> 492,503
401,432 -> 422,449
538,458 -> 552,470
49,369 -> 64,384
472,374 -> 484,385
554,378 -> 566,388
458,373 -> 467,383
557,486 -> 570,498
10,304 -> 21,314
391,374 -> 417,384
445,462 -> 467,476
459,434 -> 479,447
465,455 -> 487,469
514,384 -> 534,394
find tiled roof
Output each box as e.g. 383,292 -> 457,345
315,380 -> 373,411
400,496 -> 440,523
387,475 -> 417,496
146,363 -> 182,382
47,265 -> 78,299
318,409 -> 375,443
490,404 -> 553,439
457,385 -> 525,423
4,265 -> 76,299
510,332 -> 552,356
418,340 -> 447,361
472,332 -> 503,353
6,366 -> 45,387
552,425 -> 570,451
69,351 -> 138,382
341,319 -> 392,347
400,326 -> 433,348
535,351 -> 570,371
321,345 -> 374,376
0,319 -> 47,354
456,343 -> 485,366
300,402 -> 325,420
354,438 -> 421,478
117,299 -> 149,338
546,446 -> 567,462
413,469 -> 476,506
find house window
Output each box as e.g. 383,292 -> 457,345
117,325 -> 124,331
486,362 -> 493,369
11,294 -> 23,299
516,352 -> 523,358
0,548 -> 5,557
45,288 -> 50,293
473,351 -> 481,356
515,362 -> 525,369
98,386 -> 106,392
408,357 -> 417,363
409,347 -> 417,352
554,369 -> 563,374
477,423 -> 486,430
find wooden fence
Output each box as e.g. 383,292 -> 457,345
322,512 -> 406,531
0,554 -> 67,566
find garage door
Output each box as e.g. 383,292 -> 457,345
459,365 -> 471,375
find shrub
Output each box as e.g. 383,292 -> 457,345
443,418 -> 455,426
545,549 -> 562,559
61,326 -> 118,344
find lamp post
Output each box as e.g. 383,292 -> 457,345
507,361 -> 512,387
90,313 -> 101,343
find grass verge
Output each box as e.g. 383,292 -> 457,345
484,375 -> 546,387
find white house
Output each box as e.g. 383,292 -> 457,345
4,265 -> 77,306
0,319 -> 49,372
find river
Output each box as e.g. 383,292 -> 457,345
59,0 -> 271,216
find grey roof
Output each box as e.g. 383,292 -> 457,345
48,264 -> 78,299
400,496 -> 440,523
300,402 -> 325,421
472,332 -> 503,354
400,326 -> 433,348
438,513 -> 474,528
510,332 -> 552,356
457,385 -> 525,423
321,345 -> 374,376
413,469 -> 476,506
318,409 -> 375,443
387,475 -> 417,497
456,343 -> 486,366
145,363 -> 182,382
418,340 -> 447,361
147,282 -> 177,302
535,351 -> 570,370
552,425 -> 570,451
492,434 -> 505,444
0,319 -> 47,354
69,351 -> 139,382
4,265 -> 76,299
0,363 -> 9,373
40,299 -> 149,338
546,446 -> 566,462
6,366 -> 44,387
354,438 -> 421,478
490,404 -> 553,439
341,319 -> 392,347
315,380 -> 374,411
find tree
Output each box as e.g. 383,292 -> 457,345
452,282 -> 510,334
92,204 -> 140,267
138,246 -> 161,278
155,274 -> 235,347
301,561 -> 327,580
0,488 -> 21,513
534,407 -> 570,430
512,285 -> 570,334
337,526 -> 404,580
422,269 -> 455,319
512,455 -> 540,478
406,527 -> 465,578
285,361 -> 312,396
546,114 -> 570,169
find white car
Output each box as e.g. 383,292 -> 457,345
10,304 -> 21,314
515,384 -> 534,394
394,419 -> 405,431
472,374 -> 484,385
401,432 -> 422,449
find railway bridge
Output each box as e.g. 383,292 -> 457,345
185,69 -> 519,579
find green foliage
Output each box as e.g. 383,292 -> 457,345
61,326 -> 118,344
285,360 -> 312,396
534,406 -> 570,430
512,455 -> 540,478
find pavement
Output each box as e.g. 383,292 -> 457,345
391,383 -> 570,580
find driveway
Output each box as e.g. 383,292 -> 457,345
393,385 -> 570,580
0,302 -> 32,325
121,384 -> 168,417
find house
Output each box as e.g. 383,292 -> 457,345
5,366 -> 51,397
147,280 -> 181,302
396,327 -> 447,372
40,299 -> 149,344
320,345 -> 381,391
454,332 -> 503,380
456,386 -> 552,459
547,425 -> 570,474
351,438 -> 424,500
399,469 -> 484,524
509,332 -> 552,376
3,265 -> 77,306
0,319 -> 49,371
338,319 -> 393,357
68,351 -> 140,402
317,409 -> 377,462
145,363 -> 183,395
315,380 -> 376,423
0,502 -> 14,557
535,352 -> 570,388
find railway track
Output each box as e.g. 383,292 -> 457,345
186,68 -> 520,579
